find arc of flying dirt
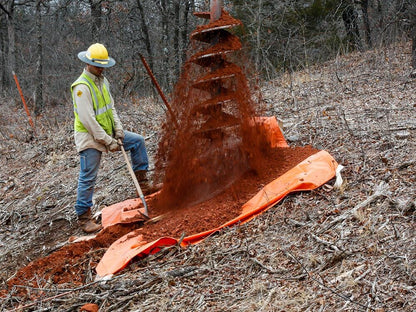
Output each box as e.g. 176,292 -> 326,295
139,54 -> 179,129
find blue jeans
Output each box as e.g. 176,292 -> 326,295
75,131 -> 149,216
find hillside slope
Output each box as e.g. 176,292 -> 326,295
1,41 -> 415,311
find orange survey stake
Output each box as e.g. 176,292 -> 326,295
12,71 -> 36,132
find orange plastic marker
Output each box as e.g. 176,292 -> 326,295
12,71 -> 36,133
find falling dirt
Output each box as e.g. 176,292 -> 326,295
154,10 -> 263,211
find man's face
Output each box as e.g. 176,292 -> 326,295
87,64 -> 105,77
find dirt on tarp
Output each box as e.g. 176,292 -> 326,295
6,145 -> 318,294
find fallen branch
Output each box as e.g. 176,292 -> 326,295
285,218 -> 306,227
251,257 -> 287,275
397,159 -> 416,170
310,233 -> 341,252
258,286 -> 278,312
319,182 -> 390,234
329,264 -> 366,284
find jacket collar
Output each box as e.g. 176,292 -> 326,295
83,68 -> 104,86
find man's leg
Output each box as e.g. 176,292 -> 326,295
122,130 -> 161,194
75,148 -> 102,233
122,131 -> 149,171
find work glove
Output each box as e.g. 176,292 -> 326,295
115,129 -> 125,141
107,138 -> 121,152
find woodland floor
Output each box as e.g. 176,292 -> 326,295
1,41 -> 415,311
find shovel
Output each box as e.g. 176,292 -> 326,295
118,139 -> 149,219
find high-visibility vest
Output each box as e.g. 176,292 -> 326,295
71,73 -> 115,135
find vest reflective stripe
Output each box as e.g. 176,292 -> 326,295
71,73 -> 115,135
73,101 -> 113,116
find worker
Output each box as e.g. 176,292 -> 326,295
71,43 -> 154,233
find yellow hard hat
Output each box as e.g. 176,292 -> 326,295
78,43 -> 116,68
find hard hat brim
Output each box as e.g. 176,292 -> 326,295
78,51 -> 116,68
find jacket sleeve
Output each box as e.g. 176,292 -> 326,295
73,84 -> 113,146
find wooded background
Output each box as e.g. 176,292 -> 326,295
1,0 -> 415,117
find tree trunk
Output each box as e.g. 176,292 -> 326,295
376,0 -> 384,31
361,0 -> 372,48
6,0 -> 16,88
160,0 -> 171,88
89,0 -> 102,41
136,0 -> 153,70
412,37 -> 416,71
181,0 -> 193,64
342,3 -> 362,51
173,0 -> 180,78
255,0 -> 263,73
411,11 -> 416,74
0,15 -> 7,90
34,0 -> 43,116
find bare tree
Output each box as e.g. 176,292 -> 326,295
34,0 -> 44,116
136,0 -> 154,70
410,8 -> 416,76
173,0 -> 181,77
1,0 -> 16,88
360,0 -> 372,48
89,0 -> 102,41
254,0 -> 263,74
159,0 -> 172,88
341,1 -> 362,51
0,13 -> 7,90
181,0 -> 194,64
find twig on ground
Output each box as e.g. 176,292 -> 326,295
318,182 -> 390,234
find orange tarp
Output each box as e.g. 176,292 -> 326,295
96,149 -> 338,278
253,116 -> 288,148
101,198 -> 152,228
96,235 -> 177,278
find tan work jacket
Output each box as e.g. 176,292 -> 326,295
72,69 -> 123,153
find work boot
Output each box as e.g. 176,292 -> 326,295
77,209 -> 102,233
134,170 -> 161,195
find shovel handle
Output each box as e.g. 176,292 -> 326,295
119,140 -> 149,218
